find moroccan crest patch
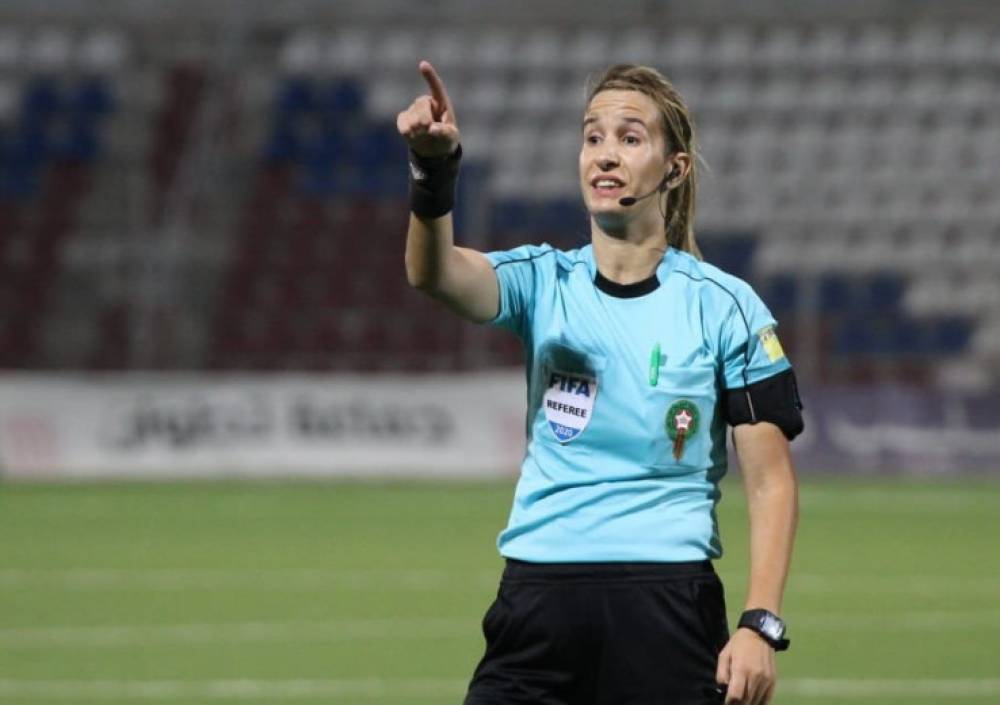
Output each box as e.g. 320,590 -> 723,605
665,399 -> 700,461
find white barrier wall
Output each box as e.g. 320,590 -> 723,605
0,372 -> 527,480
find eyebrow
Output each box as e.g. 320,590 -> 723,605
582,116 -> 649,131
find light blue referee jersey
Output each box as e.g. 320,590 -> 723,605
485,243 -> 791,563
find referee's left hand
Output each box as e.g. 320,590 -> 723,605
716,628 -> 776,705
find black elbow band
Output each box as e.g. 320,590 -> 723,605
408,144 -> 461,219
723,368 -> 804,441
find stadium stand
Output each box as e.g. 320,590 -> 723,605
0,17 -> 997,385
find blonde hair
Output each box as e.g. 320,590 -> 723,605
586,64 -> 702,258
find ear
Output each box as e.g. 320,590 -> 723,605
666,152 -> 692,187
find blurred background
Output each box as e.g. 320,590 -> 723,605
0,0 -> 998,476
0,0 -> 998,703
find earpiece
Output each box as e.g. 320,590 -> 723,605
620,165 -> 683,207
662,166 -> 680,190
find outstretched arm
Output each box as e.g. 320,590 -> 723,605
717,422 -> 798,705
397,60 -> 499,323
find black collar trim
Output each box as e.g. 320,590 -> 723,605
594,270 -> 660,298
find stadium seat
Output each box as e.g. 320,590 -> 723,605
610,29 -> 658,66
513,30 -> 563,70
78,28 -> 128,72
758,274 -> 798,315
758,26 -> 803,67
0,29 -> 23,68
319,78 -> 364,117
280,30 -> 325,74
325,28 -> 372,74
26,27 -> 73,72
566,29 -> 612,71
470,29 -> 516,71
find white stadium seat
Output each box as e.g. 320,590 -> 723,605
513,30 -> 564,71
325,29 -> 372,75
806,26 -> 851,66
899,23 -> 946,64
470,29 -> 517,71
27,26 -> 73,71
852,25 -> 897,65
711,24 -> 755,67
0,79 -> 18,121
0,28 -> 23,68
948,25 -> 991,63
660,27 -> 706,68
422,30 -> 468,76
509,78 -> 562,116
565,29 -> 612,72
280,30 -> 325,74
375,28 -> 422,72
757,26 -> 802,67
366,77 -> 410,120
610,29 -> 659,67
78,28 -> 129,73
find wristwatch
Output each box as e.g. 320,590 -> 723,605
738,609 -> 790,651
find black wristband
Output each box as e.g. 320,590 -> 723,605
408,144 -> 462,219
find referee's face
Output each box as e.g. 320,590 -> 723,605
580,89 -> 670,226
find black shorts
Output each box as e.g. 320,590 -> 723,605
464,559 -> 730,705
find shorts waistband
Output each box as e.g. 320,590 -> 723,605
501,558 -> 716,583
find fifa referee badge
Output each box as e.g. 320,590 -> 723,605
666,400 -> 700,461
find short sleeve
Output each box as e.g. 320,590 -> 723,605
720,285 -> 792,389
483,244 -> 553,338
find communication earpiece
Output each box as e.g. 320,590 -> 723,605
619,165 -> 683,207
662,165 -> 681,191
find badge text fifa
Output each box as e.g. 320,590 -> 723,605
548,372 -> 592,397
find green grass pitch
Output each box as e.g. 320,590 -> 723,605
1,477 -> 998,704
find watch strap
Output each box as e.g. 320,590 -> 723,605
738,609 -> 790,651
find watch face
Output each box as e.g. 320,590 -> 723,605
761,613 -> 785,640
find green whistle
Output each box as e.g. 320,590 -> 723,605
648,343 -> 661,386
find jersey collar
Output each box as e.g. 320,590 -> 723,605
594,269 -> 659,298
585,245 -> 676,299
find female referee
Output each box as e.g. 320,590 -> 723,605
397,60 -> 802,705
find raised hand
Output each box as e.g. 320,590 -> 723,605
396,60 -> 460,158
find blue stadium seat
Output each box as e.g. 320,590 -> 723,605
536,199 -> 587,236
759,274 -> 797,314
276,78 -> 317,115
699,235 -> 756,282
832,313 -> 873,355
69,77 -> 115,115
320,79 -> 364,117
818,274 -> 853,312
369,166 -> 407,199
355,124 -> 404,170
262,122 -> 302,162
23,78 -> 62,117
889,318 -> 924,355
305,128 -> 352,166
0,166 -> 40,198
866,273 -> 904,311
928,317 -> 973,354
4,121 -> 48,170
52,117 -> 101,162
489,198 -> 535,234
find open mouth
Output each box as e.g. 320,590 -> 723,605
591,176 -> 625,198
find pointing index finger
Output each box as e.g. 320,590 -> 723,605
419,60 -> 454,118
